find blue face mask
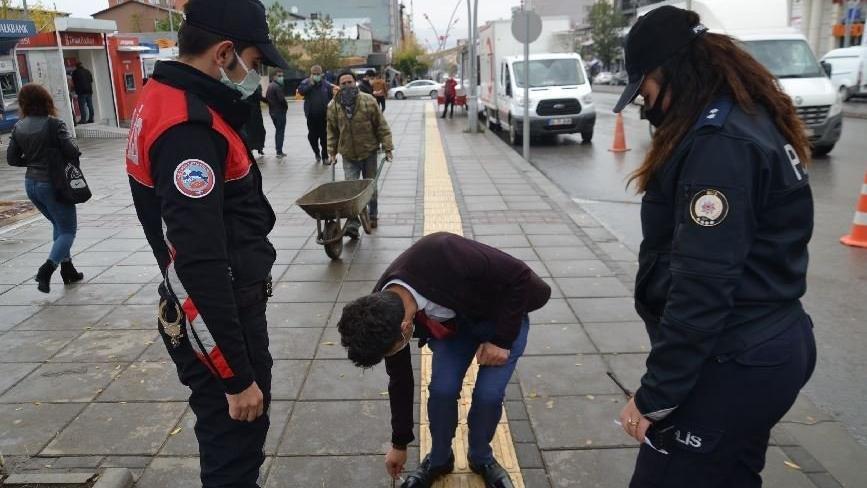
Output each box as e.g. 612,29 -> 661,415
219,50 -> 261,99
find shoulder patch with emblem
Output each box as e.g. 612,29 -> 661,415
173,159 -> 215,199
689,189 -> 728,227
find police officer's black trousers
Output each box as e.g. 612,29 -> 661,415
630,314 -> 816,488
159,297 -> 272,488
306,116 -> 327,161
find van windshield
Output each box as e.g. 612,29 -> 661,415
513,59 -> 585,88
741,39 -> 824,79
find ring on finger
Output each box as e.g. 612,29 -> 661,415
628,417 -> 640,426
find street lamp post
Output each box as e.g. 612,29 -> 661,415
466,0 -> 480,133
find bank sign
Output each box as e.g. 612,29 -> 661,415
0,20 -> 36,38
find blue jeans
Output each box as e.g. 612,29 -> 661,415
78,93 -> 94,122
343,152 -> 379,231
25,178 -> 77,264
270,111 -> 286,154
427,315 -> 530,467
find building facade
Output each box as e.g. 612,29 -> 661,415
93,0 -> 180,33
267,0 -> 401,49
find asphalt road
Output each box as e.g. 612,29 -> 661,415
494,89 -> 867,447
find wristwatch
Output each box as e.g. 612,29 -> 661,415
392,443 -> 407,451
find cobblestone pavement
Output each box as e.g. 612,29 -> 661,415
0,99 -> 865,487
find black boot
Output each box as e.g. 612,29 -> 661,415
36,260 -> 57,294
60,260 -> 85,284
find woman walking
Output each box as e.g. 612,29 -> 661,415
7,83 -> 84,293
613,7 -> 817,487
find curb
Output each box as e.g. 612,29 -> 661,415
843,109 -> 867,119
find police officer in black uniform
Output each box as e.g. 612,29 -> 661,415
124,1 -> 288,486
612,7 -> 817,487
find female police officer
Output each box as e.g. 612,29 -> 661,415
613,6 -> 817,487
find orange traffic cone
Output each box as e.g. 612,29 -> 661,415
609,113 -> 630,153
841,171 -> 867,248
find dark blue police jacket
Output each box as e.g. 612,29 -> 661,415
634,97 -> 814,421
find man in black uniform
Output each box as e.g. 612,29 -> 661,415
124,1 -> 288,486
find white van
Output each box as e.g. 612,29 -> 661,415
737,31 -> 843,156
478,18 -> 595,145
821,46 -> 867,101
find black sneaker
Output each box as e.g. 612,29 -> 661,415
469,458 -> 514,488
401,454 -> 454,488
345,226 -> 360,240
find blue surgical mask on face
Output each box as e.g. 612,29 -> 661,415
219,50 -> 261,99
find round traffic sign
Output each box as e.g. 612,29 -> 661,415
511,10 -> 542,44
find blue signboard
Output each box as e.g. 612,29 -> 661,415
0,20 -> 37,54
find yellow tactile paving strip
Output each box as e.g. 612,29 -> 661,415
421,103 -> 525,488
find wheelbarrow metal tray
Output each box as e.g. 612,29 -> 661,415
296,178 -> 375,220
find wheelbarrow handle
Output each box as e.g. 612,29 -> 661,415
330,153 -> 389,183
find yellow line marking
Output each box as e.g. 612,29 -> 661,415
421,103 -> 525,487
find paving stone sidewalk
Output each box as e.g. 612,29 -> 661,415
0,99 -> 865,487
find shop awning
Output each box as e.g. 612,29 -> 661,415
0,20 -> 37,54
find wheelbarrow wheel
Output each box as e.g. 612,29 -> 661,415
323,220 -> 343,260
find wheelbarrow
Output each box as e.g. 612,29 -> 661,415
295,156 -> 386,260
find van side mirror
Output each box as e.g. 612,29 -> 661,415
821,61 -> 832,77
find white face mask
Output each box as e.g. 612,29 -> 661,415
219,50 -> 261,99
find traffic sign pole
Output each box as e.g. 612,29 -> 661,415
523,6 -> 530,162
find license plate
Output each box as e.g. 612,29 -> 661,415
548,118 -> 571,126
804,128 -> 815,137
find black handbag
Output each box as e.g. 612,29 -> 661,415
47,118 -> 91,205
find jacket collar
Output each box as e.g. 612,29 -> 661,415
152,61 -> 250,130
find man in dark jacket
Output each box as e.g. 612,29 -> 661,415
337,232 -> 551,488
124,0 -> 288,486
265,71 -> 288,157
358,69 -> 375,94
297,64 -> 333,163
242,84 -> 267,156
71,62 -> 94,123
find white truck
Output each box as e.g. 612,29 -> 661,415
478,16 -> 596,145
638,0 -> 843,156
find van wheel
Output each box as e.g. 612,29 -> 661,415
395,91 -> 405,100
508,120 -> 521,145
581,129 -> 593,143
812,143 -> 834,157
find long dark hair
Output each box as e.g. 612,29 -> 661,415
629,17 -> 811,192
18,83 -> 57,118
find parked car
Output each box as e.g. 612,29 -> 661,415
388,80 -> 442,99
821,46 -> 867,101
612,71 -> 628,86
593,71 -> 614,85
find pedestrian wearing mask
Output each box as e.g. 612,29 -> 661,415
359,69 -> 375,95
327,71 -> 393,235
265,71 -> 288,158
7,83 -> 84,293
124,0 -> 288,485
298,64 -> 334,164
612,7 -> 817,487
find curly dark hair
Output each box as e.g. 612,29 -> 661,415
18,83 -> 56,118
337,291 -> 404,368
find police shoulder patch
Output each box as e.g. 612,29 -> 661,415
689,189 -> 729,227
173,159 -> 216,199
